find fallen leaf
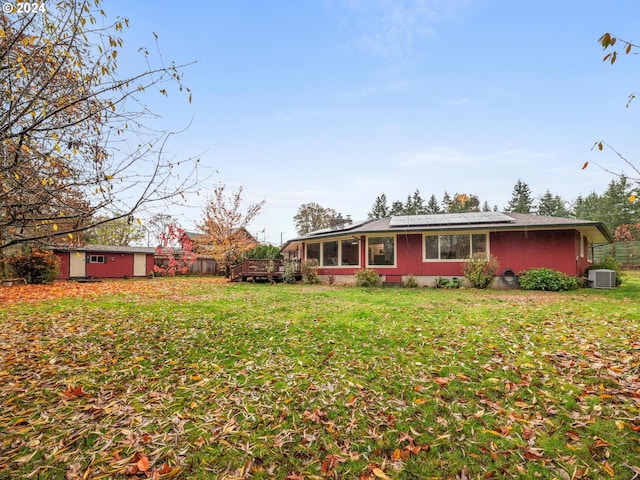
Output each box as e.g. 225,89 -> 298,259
601,460 -> 614,477
136,455 -> 149,472
62,385 -> 87,399
372,467 -> 391,479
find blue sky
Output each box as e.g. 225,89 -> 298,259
108,1 -> 640,245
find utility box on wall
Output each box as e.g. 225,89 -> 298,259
588,269 -> 616,289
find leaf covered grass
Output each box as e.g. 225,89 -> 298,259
1,274 -> 639,479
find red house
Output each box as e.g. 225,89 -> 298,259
53,245 -> 156,280
281,212 -> 613,286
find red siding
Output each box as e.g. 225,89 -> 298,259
86,252 -> 134,278
54,252 -> 70,279
310,228 -> 586,278
146,255 -> 154,276
490,230 -> 581,276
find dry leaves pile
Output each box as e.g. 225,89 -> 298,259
0,278 -> 639,479
0,278 -> 228,305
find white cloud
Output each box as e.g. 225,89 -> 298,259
336,0 -> 472,59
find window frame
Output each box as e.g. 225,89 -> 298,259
423,231 -> 489,262
88,254 -> 106,264
305,237 -> 361,268
305,242 -> 321,263
366,235 -> 397,268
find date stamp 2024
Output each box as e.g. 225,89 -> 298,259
3,2 -> 47,14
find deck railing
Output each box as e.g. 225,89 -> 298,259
230,259 -> 300,281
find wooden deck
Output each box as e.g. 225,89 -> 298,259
230,259 -> 300,282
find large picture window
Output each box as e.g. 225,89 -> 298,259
305,238 -> 360,267
322,241 -> 338,266
367,236 -> 395,266
425,233 -> 487,260
306,243 -> 320,263
341,239 -> 359,265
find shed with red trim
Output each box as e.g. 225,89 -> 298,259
52,245 -> 156,279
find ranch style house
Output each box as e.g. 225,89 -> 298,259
281,212 -> 613,287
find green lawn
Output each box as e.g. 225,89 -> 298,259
1,274 -> 639,479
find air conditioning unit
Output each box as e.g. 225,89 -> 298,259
588,269 -> 616,289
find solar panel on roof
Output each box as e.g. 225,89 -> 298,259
389,212 -> 513,227
306,218 -> 372,236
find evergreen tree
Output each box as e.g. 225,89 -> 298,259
426,195 -> 441,214
506,179 -> 534,213
390,200 -> 405,216
536,190 -> 572,217
368,193 -> 389,219
575,176 -> 640,233
574,193 -> 603,221
409,189 -> 426,214
481,201 -> 494,212
442,192 -> 452,213
404,194 -> 416,215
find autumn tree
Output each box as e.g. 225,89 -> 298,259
294,203 -> 337,235
447,193 -> 480,213
145,213 -> 179,247
614,222 -> 640,242
0,1 -> 199,253
197,184 -> 264,276
154,223 -> 196,277
83,216 -> 146,246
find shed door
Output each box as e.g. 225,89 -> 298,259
133,253 -> 147,277
69,252 -> 86,277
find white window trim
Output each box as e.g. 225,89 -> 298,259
88,254 -> 106,264
422,231 -> 490,262
580,233 -> 585,258
366,234 -> 397,268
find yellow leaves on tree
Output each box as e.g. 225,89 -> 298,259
196,184 -> 265,276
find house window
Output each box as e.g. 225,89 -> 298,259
341,239 -> 359,265
322,241 -> 338,266
306,243 -> 320,263
580,234 -> 585,258
88,255 -> 106,264
367,236 -> 395,266
306,239 -> 361,267
424,233 -> 488,261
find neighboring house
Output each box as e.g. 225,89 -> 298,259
281,212 -> 613,286
52,245 -> 156,279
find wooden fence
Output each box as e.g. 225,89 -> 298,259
593,241 -> 640,268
